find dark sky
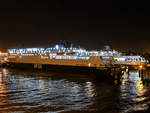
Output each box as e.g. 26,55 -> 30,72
0,0 -> 150,51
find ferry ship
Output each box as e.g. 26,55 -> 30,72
7,43 -> 123,80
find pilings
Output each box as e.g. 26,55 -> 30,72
124,65 -> 145,80
139,69 -> 144,79
138,65 -> 145,79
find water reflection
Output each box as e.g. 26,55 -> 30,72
0,68 -> 11,112
120,71 -> 150,113
85,81 -> 96,98
0,68 -> 98,112
0,68 -> 150,113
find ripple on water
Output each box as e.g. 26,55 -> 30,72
1,68 -> 150,113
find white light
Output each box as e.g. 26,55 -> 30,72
55,45 -> 59,49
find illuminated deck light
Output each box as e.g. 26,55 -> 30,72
55,45 -> 59,50
88,63 -> 91,67
139,65 -> 143,69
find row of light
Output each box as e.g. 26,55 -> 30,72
53,55 -> 90,60
114,56 -> 147,62
8,45 -> 122,58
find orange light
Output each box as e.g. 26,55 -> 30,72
139,65 -> 143,69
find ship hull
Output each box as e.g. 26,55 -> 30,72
8,62 -> 123,81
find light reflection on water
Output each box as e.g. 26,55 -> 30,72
0,68 -> 150,113
120,71 -> 150,113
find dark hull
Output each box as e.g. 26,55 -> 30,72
7,62 -> 123,81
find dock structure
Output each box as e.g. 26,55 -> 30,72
113,55 -> 148,71
114,56 -> 149,81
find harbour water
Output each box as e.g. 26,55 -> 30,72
0,68 -> 150,113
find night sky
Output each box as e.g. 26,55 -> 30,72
0,0 -> 150,51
